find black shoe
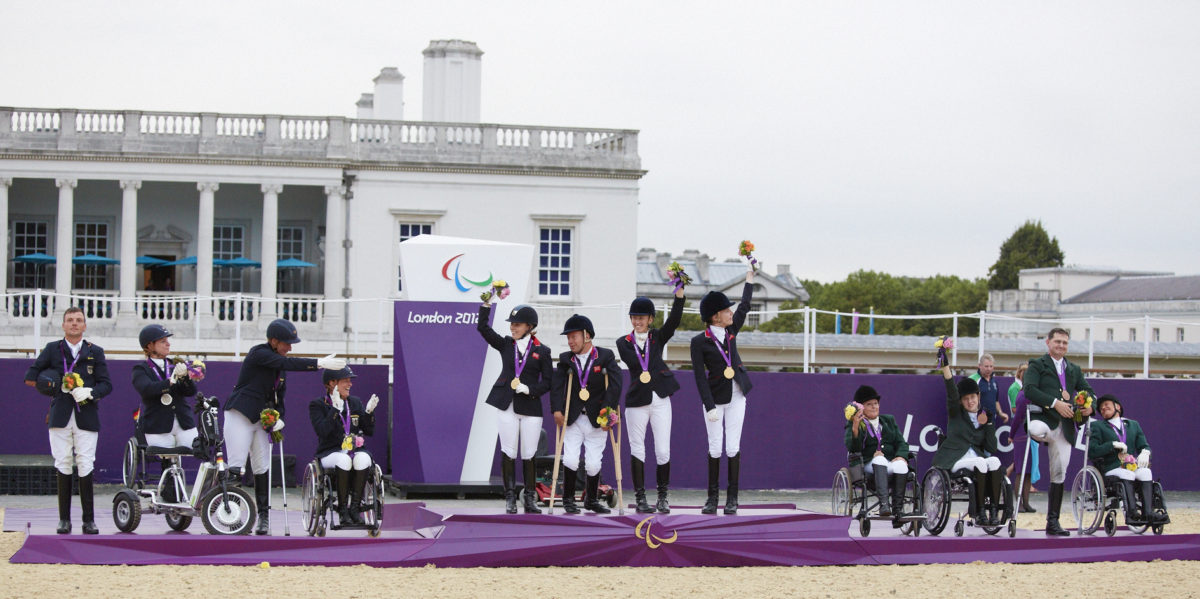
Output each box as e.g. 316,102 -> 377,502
502,455 -> 518,514
81,520 -> 99,535
521,459 -> 542,514
1045,482 -> 1070,536
583,474 -> 611,514
56,520 -> 71,535
254,473 -> 271,535
635,489 -> 654,513
56,472 -> 72,534
561,468 -> 580,514
702,456 -> 719,515
655,462 -> 671,514
723,453 -> 740,515
1019,503 -> 1037,513
631,458 -> 654,513
78,473 -> 97,533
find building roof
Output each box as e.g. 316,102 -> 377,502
636,254 -> 809,301
1064,275 -> 1200,304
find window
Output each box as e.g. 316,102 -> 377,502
277,226 -> 304,293
396,223 -> 432,292
538,227 -> 572,297
1129,328 -> 1137,342
747,302 -> 765,328
73,222 -> 110,290
1106,328 -> 1114,342
11,220 -> 49,288
1152,328 -> 1160,342
1179,328 -> 1186,343
213,225 -> 245,292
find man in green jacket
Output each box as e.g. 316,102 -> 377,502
1022,327 -> 1094,536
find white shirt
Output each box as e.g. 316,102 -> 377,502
708,325 -> 727,343
515,335 -> 532,356
967,410 -> 981,429
866,417 -> 881,437
634,331 -> 649,348
1051,356 -> 1065,375
65,338 -> 83,358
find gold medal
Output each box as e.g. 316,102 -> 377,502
341,435 -> 354,451
639,371 -> 651,384
510,378 -> 521,390
723,366 -> 735,379
579,389 -> 591,401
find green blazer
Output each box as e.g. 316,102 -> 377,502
1088,417 -> 1150,474
844,414 -> 907,462
933,377 -> 999,470
1023,353 -> 1094,438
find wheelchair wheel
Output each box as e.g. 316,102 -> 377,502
121,438 -> 139,488
1070,465 -> 1105,535
921,469 -> 950,536
1007,519 -> 1017,538
200,486 -> 256,535
831,469 -> 852,516
301,462 -> 326,537
113,491 -> 142,533
859,517 -> 870,537
1104,510 -> 1117,536
954,519 -> 964,537
362,464 -> 385,537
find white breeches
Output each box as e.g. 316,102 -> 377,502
626,394 -> 672,464
320,451 -> 373,471
705,386 -> 747,458
1027,420 -> 1072,484
866,455 -> 909,475
496,404 -> 543,460
952,451 -> 1002,473
562,417 -> 607,476
223,410 -> 272,475
144,419 -> 198,450
1106,467 -> 1153,482
48,411 -> 98,476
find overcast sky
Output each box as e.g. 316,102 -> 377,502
5,1 -> 1198,282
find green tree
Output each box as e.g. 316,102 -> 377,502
987,220 -> 1065,290
650,300 -> 706,332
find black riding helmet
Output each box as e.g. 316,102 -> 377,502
506,304 -> 538,327
138,324 -> 173,350
322,366 -> 357,385
560,314 -> 595,338
266,318 -> 301,344
628,297 -> 655,316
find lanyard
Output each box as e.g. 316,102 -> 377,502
60,340 -> 82,376
574,347 -> 596,388
146,358 -> 169,381
513,337 -> 533,379
866,420 -> 883,448
630,331 -> 651,372
1109,419 -> 1127,445
708,329 -> 733,370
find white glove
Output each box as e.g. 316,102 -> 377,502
706,408 -> 720,423
170,362 -> 188,382
516,383 -> 530,395
272,419 -> 285,432
318,353 -> 346,371
1111,441 -> 1127,453
331,396 -> 344,412
1138,449 -> 1151,469
70,387 -> 93,403
365,394 -> 379,414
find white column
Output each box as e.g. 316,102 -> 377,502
55,178 -> 77,297
260,184 -> 281,318
196,182 -> 217,318
118,179 -> 141,316
322,184 -> 345,331
0,178 -> 10,301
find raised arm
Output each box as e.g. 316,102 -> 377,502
658,293 -> 686,343
728,282 -> 754,334
476,304 -> 505,350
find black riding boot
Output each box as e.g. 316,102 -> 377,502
522,459 -> 541,514
890,473 -> 907,527
1120,479 -> 1141,523
655,462 -> 671,514
56,472 -> 72,534
1045,482 -> 1069,536
1140,479 -> 1167,524
971,472 -> 988,524
989,469 -> 1004,525
335,468 -> 353,526
79,473 -> 98,534
701,456 -> 720,514
348,467 -> 368,525
584,474 -> 611,514
501,455 -> 518,514
632,458 -> 653,513
561,468 -> 580,514
723,453 -> 740,515
254,473 -> 271,535
874,465 -> 891,517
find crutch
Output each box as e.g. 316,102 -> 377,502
1077,416 -> 1092,536
609,419 -> 625,516
278,436 -> 291,536
547,372 -> 573,514
1013,406 -> 1032,525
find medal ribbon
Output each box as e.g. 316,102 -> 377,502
1109,419 -> 1126,445
513,337 -> 532,381
60,340 -> 83,378
1056,360 -> 1068,391
631,331 -> 651,375
867,420 -> 883,451
708,329 -> 733,371
146,358 -> 169,381
574,347 -> 596,390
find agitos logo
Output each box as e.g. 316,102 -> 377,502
441,253 -> 494,292
634,516 -> 678,549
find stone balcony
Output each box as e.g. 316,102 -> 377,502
0,107 -> 642,175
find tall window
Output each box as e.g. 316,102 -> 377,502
396,223 -> 431,292
1179,328 -> 1186,343
12,220 -> 49,288
538,227 -> 572,297
1152,328 -> 1160,342
277,226 -> 305,293
748,302 -> 765,328
213,225 -> 245,292
73,222 -> 110,290
1106,328 -> 1114,342
1129,328 -> 1137,342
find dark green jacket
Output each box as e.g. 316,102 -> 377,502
844,413 -> 907,462
933,377 -> 999,470
1023,353 -> 1094,438
1088,417 -> 1150,474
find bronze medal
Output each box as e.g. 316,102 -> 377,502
639,371 -> 651,384
510,378 -> 521,390
723,366 -> 735,379
579,389 -> 591,401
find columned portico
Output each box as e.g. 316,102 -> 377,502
322,184 -> 346,332
196,182 -> 218,321
260,183 -> 281,318
54,178 -> 77,298
118,180 -> 141,318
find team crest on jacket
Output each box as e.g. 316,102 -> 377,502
593,365 -> 601,373
87,365 -> 94,374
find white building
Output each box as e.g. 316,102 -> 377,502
0,40 -> 644,357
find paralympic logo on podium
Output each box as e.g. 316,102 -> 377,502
441,253 -> 495,293
634,516 -> 679,549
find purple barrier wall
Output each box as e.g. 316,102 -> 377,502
0,358 -> 390,484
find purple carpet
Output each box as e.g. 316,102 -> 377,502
8,503 -> 1200,567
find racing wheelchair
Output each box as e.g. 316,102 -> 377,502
113,393 -> 257,535
921,429 -> 1017,537
831,444 -> 925,537
300,458 -> 385,537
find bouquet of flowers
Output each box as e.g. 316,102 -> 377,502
61,372 -> 84,393
1072,390 -> 1094,424
738,240 -> 760,271
173,357 -> 206,381
260,408 -> 284,442
844,401 -> 863,421
341,435 -> 365,451
1122,453 -> 1138,472
481,279 -> 511,303
934,336 -> 955,368
597,406 -> 619,428
666,261 -> 692,293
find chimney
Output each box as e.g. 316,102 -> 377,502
422,39 -> 483,123
372,68 -> 405,120
356,93 -> 374,119
655,251 -> 671,280
637,247 -> 657,261
696,253 -> 711,283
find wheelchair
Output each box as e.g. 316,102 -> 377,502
831,445 -> 924,537
300,457 -> 385,537
114,393 -> 257,535
531,429 -> 616,508
921,430 -> 1017,538
1071,462 -> 1169,537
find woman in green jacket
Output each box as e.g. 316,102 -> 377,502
935,365 -> 1003,526
844,385 -> 910,520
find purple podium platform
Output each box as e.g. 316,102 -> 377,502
8,502 -> 1200,567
